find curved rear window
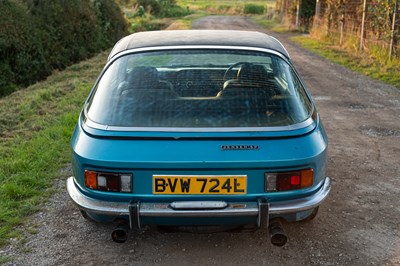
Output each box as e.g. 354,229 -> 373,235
86,49 -> 312,129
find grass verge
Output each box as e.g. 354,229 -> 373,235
0,51 -> 108,247
0,255 -> 11,264
177,0 -> 275,15
252,15 -> 304,33
290,35 -> 400,89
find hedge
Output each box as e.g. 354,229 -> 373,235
0,0 -> 129,97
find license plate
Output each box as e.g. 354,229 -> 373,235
153,175 -> 247,195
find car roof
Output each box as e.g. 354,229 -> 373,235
108,30 -> 290,61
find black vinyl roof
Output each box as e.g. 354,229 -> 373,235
108,30 -> 290,61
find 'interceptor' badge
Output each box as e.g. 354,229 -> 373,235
221,145 -> 259,150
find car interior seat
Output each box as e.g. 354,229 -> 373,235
119,66 -> 177,98
217,63 -> 276,98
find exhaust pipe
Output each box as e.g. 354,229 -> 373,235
268,218 -> 287,247
111,221 -> 129,243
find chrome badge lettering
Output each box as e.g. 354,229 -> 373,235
221,145 -> 259,150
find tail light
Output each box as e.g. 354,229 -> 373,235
84,170 -> 132,193
265,169 -> 313,192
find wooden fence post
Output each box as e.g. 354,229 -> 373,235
389,0 -> 398,60
296,0 -> 302,29
360,0 -> 367,51
316,0 -> 321,19
281,0 -> 288,23
314,0 -> 321,26
340,5 -> 345,46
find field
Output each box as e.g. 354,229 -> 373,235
177,0 -> 275,13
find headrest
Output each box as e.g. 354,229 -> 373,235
237,64 -> 268,82
127,66 -> 159,88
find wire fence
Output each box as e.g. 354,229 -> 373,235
313,0 -> 399,60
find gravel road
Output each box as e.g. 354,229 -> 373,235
1,16 -> 400,266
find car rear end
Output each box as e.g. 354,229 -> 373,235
67,31 -> 330,245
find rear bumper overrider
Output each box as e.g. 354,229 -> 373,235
66,176 -> 331,228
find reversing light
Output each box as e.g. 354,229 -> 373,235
265,169 -> 314,192
84,170 -> 132,193
120,175 -> 132,192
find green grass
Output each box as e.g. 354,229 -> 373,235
290,35 -> 400,89
0,255 -> 11,264
243,4 -> 265,14
166,12 -> 210,30
252,15 -> 290,32
177,0 -> 275,14
252,15 -> 302,33
130,17 -> 170,32
0,51 -> 108,247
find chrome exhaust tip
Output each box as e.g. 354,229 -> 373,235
111,222 -> 129,243
268,218 -> 287,247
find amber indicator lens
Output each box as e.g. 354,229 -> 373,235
84,170 -> 98,190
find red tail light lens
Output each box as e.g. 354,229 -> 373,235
265,169 -> 314,192
97,173 -> 120,192
84,170 -> 132,193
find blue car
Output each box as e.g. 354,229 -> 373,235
67,30 -> 330,246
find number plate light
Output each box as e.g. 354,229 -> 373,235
265,169 -> 313,192
84,170 -> 132,193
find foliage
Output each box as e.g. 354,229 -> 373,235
176,0 -> 275,15
0,50 -> 108,247
126,0 -> 189,34
300,0 -> 316,30
131,0 -> 186,17
132,5 -> 146,18
134,0 -> 162,15
0,0 -> 129,97
274,0 -> 315,30
161,5 -> 190,17
311,0 -> 399,62
0,256 -> 11,264
367,0 -> 397,41
0,1 -> 49,96
252,16 -> 292,32
243,4 -> 265,14
291,35 -> 400,89
130,18 -> 169,32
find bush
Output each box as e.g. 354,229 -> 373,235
243,4 -> 265,15
0,1 -> 50,95
0,0 -> 129,97
132,0 -> 186,17
133,0 -> 162,15
159,5 -> 189,18
130,18 -> 168,32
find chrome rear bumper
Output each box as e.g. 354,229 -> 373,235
67,176 -> 331,227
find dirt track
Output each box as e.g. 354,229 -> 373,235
1,16 -> 400,266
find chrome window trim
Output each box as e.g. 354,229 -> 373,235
108,45 -> 290,64
83,115 -> 315,132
